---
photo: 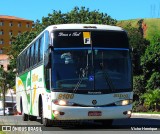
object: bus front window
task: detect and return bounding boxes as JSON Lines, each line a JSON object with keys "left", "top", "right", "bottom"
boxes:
{"left": 52, "top": 49, "right": 94, "bottom": 90}
{"left": 94, "top": 50, "right": 132, "bottom": 90}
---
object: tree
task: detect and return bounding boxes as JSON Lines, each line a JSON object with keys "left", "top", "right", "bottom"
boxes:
{"left": 35, "top": 6, "right": 117, "bottom": 33}
{"left": 8, "top": 7, "right": 117, "bottom": 88}
{"left": 124, "top": 23, "right": 149, "bottom": 75}
{"left": 141, "top": 43, "right": 160, "bottom": 81}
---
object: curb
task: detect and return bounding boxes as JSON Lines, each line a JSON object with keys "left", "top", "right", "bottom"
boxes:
{"left": 132, "top": 113, "right": 160, "bottom": 117}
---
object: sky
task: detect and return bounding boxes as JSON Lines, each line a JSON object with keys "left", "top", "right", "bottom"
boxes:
{"left": 1, "top": 0, "right": 160, "bottom": 22}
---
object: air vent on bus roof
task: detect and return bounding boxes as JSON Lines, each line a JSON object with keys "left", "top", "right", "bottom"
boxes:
{"left": 83, "top": 26, "right": 97, "bottom": 29}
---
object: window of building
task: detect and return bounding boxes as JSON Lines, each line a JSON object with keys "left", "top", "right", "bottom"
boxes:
{"left": 0, "top": 39, "right": 4, "bottom": 45}
{"left": 18, "top": 31, "right": 21, "bottom": 35}
{"left": 0, "top": 48, "right": 3, "bottom": 54}
{"left": 18, "top": 23, "right": 22, "bottom": 27}
{"left": 9, "top": 40, "right": 12, "bottom": 45}
{"left": 9, "top": 31, "right": 13, "bottom": 36}
{"left": 0, "top": 22, "right": 4, "bottom": 26}
{"left": 0, "top": 30, "right": 4, "bottom": 35}
{"left": 9, "top": 22, "right": 13, "bottom": 27}
{"left": 26, "top": 23, "right": 30, "bottom": 28}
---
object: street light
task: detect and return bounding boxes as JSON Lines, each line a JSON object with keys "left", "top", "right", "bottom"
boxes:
{"left": 0, "top": 75, "right": 6, "bottom": 116}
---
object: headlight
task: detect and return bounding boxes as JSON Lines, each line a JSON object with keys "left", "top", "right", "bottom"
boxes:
{"left": 53, "top": 100, "right": 74, "bottom": 106}
{"left": 115, "top": 100, "right": 132, "bottom": 106}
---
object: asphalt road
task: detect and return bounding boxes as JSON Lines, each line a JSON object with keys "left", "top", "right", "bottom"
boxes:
{"left": 0, "top": 114, "right": 160, "bottom": 133}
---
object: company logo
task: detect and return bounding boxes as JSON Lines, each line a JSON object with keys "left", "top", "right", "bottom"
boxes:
{"left": 92, "top": 100, "right": 97, "bottom": 105}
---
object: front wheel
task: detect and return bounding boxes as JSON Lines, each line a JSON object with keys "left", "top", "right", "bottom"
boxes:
{"left": 22, "top": 111, "right": 28, "bottom": 121}
{"left": 29, "top": 115, "right": 37, "bottom": 121}
{"left": 40, "top": 101, "right": 51, "bottom": 127}
{"left": 21, "top": 103, "right": 28, "bottom": 121}
{"left": 43, "top": 118, "right": 52, "bottom": 127}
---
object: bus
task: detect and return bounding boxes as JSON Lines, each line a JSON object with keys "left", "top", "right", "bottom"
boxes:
{"left": 16, "top": 24, "right": 133, "bottom": 127}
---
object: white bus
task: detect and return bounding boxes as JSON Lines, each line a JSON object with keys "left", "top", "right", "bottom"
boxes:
{"left": 16, "top": 24, "right": 133, "bottom": 127}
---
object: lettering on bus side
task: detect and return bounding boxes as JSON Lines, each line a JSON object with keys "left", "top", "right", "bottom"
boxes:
{"left": 58, "top": 94, "right": 74, "bottom": 99}
{"left": 32, "top": 74, "right": 39, "bottom": 82}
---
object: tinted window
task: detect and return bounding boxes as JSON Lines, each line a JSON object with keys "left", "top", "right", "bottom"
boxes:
{"left": 31, "top": 44, "right": 35, "bottom": 66}
{"left": 35, "top": 40, "right": 39, "bottom": 64}
{"left": 38, "top": 36, "right": 44, "bottom": 62}
{"left": 53, "top": 30, "right": 129, "bottom": 48}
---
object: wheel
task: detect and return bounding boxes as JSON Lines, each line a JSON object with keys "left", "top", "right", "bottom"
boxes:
{"left": 40, "top": 101, "right": 51, "bottom": 126}
{"left": 22, "top": 110, "right": 28, "bottom": 121}
{"left": 29, "top": 115, "right": 37, "bottom": 121}
{"left": 21, "top": 101, "right": 28, "bottom": 121}
{"left": 43, "top": 118, "right": 52, "bottom": 127}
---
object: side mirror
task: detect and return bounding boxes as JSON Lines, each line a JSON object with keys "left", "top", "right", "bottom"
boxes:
{"left": 129, "top": 47, "right": 134, "bottom": 52}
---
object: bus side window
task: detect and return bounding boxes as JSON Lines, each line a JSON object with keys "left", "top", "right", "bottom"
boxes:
{"left": 24, "top": 50, "right": 27, "bottom": 71}
{"left": 29, "top": 47, "right": 32, "bottom": 68}
{"left": 44, "top": 31, "right": 50, "bottom": 90}
{"left": 26, "top": 48, "right": 30, "bottom": 69}
{"left": 22, "top": 52, "right": 25, "bottom": 72}
{"left": 16, "top": 57, "right": 19, "bottom": 74}
{"left": 31, "top": 43, "right": 35, "bottom": 66}
{"left": 38, "top": 35, "right": 44, "bottom": 62}
{"left": 35, "top": 40, "right": 39, "bottom": 64}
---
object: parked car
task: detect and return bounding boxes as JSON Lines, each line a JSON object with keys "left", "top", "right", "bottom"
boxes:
{"left": 0, "top": 108, "right": 9, "bottom": 115}
{"left": 6, "top": 107, "right": 14, "bottom": 115}
{"left": 13, "top": 104, "right": 18, "bottom": 115}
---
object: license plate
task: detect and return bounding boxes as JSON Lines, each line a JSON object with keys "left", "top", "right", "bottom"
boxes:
{"left": 88, "top": 111, "right": 102, "bottom": 116}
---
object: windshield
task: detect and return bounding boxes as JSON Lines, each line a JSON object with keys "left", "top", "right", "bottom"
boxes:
{"left": 52, "top": 48, "right": 94, "bottom": 90}
{"left": 51, "top": 48, "right": 131, "bottom": 91}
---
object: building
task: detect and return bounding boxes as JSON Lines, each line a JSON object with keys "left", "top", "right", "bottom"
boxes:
{"left": 0, "top": 54, "right": 9, "bottom": 71}
{"left": 0, "top": 15, "right": 33, "bottom": 70}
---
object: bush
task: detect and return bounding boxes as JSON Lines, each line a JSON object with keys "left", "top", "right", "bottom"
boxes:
{"left": 142, "top": 89, "right": 160, "bottom": 111}
{"left": 133, "top": 75, "right": 146, "bottom": 99}
{"left": 146, "top": 72, "right": 160, "bottom": 90}
{"left": 132, "top": 101, "right": 148, "bottom": 112}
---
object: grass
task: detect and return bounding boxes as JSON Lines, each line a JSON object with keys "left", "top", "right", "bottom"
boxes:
{"left": 135, "top": 111, "right": 160, "bottom": 114}
{"left": 117, "top": 18, "right": 160, "bottom": 43}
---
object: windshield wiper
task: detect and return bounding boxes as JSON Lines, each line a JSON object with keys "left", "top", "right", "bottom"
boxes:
{"left": 73, "top": 53, "right": 89, "bottom": 93}
{"left": 73, "top": 67, "right": 88, "bottom": 93}
{"left": 99, "top": 63, "right": 115, "bottom": 91}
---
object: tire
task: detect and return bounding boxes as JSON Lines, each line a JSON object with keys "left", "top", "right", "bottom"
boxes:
{"left": 21, "top": 100, "right": 28, "bottom": 121}
{"left": 40, "top": 101, "right": 51, "bottom": 127}
{"left": 43, "top": 118, "right": 51, "bottom": 127}
{"left": 22, "top": 110, "right": 28, "bottom": 121}
{"left": 29, "top": 115, "right": 37, "bottom": 121}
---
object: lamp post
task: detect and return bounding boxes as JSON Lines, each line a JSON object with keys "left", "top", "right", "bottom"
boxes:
{"left": 0, "top": 73, "right": 6, "bottom": 116}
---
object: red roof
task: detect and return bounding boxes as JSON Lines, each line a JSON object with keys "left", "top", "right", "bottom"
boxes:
{"left": 0, "top": 15, "right": 33, "bottom": 22}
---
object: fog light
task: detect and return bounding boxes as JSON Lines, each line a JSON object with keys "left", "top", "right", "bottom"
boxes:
{"left": 123, "top": 110, "right": 132, "bottom": 115}
{"left": 53, "top": 110, "right": 65, "bottom": 116}
{"left": 127, "top": 111, "right": 132, "bottom": 115}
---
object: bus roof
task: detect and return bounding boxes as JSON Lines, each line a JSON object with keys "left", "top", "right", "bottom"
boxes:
{"left": 46, "top": 24, "right": 124, "bottom": 32}
{"left": 18, "top": 24, "right": 125, "bottom": 57}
